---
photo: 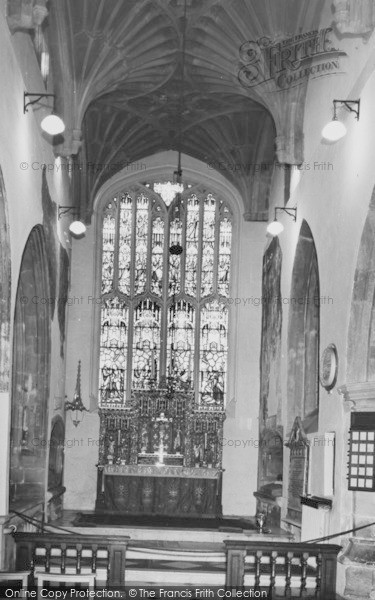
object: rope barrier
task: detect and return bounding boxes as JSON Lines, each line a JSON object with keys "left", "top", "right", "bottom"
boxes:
{"left": 304, "top": 519, "right": 375, "bottom": 544}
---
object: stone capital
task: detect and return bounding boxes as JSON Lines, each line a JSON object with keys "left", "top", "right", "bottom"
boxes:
{"left": 275, "top": 133, "right": 304, "bottom": 166}
{"left": 338, "top": 380, "right": 375, "bottom": 410}
{"left": 333, "top": 0, "right": 375, "bottom": 35}
{"left": 7, "top": 0, "right": 48, "bottom": 32}
{"left": 55, "top": 129, "right": 83, "bottom": 158}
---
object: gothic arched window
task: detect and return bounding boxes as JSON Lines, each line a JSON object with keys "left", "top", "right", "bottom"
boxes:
{"left": 98, "top": 183, "right": 233, "bottom": 408}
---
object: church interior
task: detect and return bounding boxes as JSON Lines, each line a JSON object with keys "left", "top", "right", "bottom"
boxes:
{"left": 1, "top": 0, "right": 375, "bottom": 597}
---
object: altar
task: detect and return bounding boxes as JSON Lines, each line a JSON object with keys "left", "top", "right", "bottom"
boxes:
{"left": 101, "top": 464, "right": 222, "bottom": 517}
{"left": 96, "top": 382, "right": 225, "bottom": 517}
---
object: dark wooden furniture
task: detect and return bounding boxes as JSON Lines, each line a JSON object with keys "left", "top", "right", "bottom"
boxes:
{"left": 225, "top": 539, "right": 341, "bottom": 598}
{"left": 100, "top": 464, "right": 222, "bottom": 516}
{"left": 14, "top": 533, "right": 130, "bottom": 587}
{"left": 96, "top": 386, "right": 225, "bottom": 514}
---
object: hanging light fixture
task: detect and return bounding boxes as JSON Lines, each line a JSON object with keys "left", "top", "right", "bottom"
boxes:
{"left": 166, "top": 0, "right": 188, "bottom": 256}
{"left": 41, "top": 114, "right": 65, "bottom": 135}
{"left": 322, "top": 99, "right": 360, "bottom": 142}
{"left": 153, "top": 1, "right": 187, "bottom": 208}
{"left": 267, "top": 207, "right": 297, "bottom": 236}
{"left": 65, "top": 360, "right": 88, "bottom": 427}
{"left": 267, "top": 219, "right": 285, "bottom": 236}
{"left": 58, "top": 205, "right": 87, "bottom": 237}
{"left": 24, "top": 92, "right": 65, "bottom": 135}
{"left": 174, "top": 0, "right": 188, "bottom": 194}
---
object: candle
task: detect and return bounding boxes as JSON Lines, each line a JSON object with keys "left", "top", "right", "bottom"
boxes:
{"left": 22, "top": 406, "right": 28, "bottom": 431}
{"left": 170, "top": 344, "right": 174, "bottom": 369}
{"left": 117, "top": 429, "right": 121, "bottom": 445}
{"left": 26, "top": 374, "right": 32, "bottom": 393}
{"left": 204, "top": 433, "right": 207, "bottom": 449}
{"left": 151, "top": 348, "right": 155, "bottom": 378}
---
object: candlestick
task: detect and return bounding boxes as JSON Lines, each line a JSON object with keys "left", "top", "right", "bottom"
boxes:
{"left": 204, "top": 433, "right": 207, "bottom": 449}
{"left": 117, "top": 429, "right": 121, "bottom": 445}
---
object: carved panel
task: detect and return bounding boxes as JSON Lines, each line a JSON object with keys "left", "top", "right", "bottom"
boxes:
{"left": 98, "top": 388, "right": 225, "bottom": 470}
{"left": 285, "top": 417, "right": 309, "bottom": 524}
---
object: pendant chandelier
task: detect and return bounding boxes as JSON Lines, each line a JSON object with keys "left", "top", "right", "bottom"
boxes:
{"left": 169, "top": 0, "right": 188, "bottom": 256}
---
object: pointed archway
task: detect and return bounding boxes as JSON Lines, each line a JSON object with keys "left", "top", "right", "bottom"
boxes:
{"left": 287, "top": 220, "right": 320, "bottom": 432}
{"left": 9, "top": 226, "right": 51, "bottom": 508}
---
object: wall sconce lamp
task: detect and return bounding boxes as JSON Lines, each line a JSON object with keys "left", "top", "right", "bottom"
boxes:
{"left": 58, "top": 205, "right": 87, "bottom": 237}
{"left": 322, "top": 99, "right": 360, "bottom": 142}
{"left": 65, "top": 360, "right": 88, "bottom": 427}
{"left": 24, "top": 92, "right": 65, "bottom": 135}
{"left": 267, "top": 207, "right": 297, "bottom": 236}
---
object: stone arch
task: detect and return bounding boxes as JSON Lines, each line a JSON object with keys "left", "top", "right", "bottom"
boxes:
{"left": 347, "top": 190, "right": 375, "bottom": 382}
{"left": 287, "top": 220, "right": 320, "bottom": 432}
{"left": 258, "top": 236, "right": 284, "bottom": 490}
{"left": 9, "top": 226, "right": 51, "bottom": 507}
{"left": 0, "top": 167, "right": 11, "bottom": 393}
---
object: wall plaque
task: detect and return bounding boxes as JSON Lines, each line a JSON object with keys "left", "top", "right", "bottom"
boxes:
{"left": 285, "top": 417, "right": 309, "bottom": 524}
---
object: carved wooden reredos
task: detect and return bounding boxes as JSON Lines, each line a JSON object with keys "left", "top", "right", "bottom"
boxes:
{"left": 98, "top": 381, "right": 225, "bottom": 470}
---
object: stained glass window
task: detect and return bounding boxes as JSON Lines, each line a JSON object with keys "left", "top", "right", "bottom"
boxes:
{"left": 99, "top": 297, "right": 128, "bottom": 404}
{"left": 133, "top": 300, "right": 161, "bottom": 389}
{"left": 98, "top": 184, "right": 233, "bottom": 407}
{"left": 200, "top": 301, "right": 228, "bottom": 406}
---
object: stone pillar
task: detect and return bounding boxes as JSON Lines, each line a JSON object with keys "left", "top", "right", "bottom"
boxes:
{"left": 275, "top": 100, "right": 304, "bottom": 166}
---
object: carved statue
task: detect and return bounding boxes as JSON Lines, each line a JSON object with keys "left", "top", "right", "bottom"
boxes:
{"left": 194, "top": 442, "right": 204, "bottom": 467}
{"left": 140, "top": 425, "right": 148, "bottom": 454}
{"left": 107, "top": 436, "right": 115, "bottom": 461}
{"left": 174, "top": 427, "right": 182, "bottom": 453}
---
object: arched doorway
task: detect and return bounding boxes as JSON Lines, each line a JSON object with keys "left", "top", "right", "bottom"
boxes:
{"left": 9, "top": 226, "right": 51, "bottom": 507}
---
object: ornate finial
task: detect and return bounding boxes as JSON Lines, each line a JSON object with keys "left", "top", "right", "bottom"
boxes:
{"left": 74, "top": 360, "right": 82, "bottom": 401}
{"left": 65, "top": 360, "right": 87, "bottom": 427}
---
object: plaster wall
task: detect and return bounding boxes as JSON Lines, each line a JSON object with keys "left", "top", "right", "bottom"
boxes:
{"left": 266, "top": 18, "right": 375, "bottom": 540}
{"left": 0, "top": 6, "right": 70, "bottom": 539}
{"left": 222, "top": 220, "right": 265, "bottom": 515}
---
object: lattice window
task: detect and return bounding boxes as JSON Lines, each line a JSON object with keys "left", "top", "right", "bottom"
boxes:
{"left": 98, "top": 183, "right": 233, "bottom": 407}
{"left": 348, "top": 412, "right": 375, "bottom": 491}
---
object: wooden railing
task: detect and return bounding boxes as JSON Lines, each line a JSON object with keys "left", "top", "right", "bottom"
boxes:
{"left": 225, "top": 540, "right": 341, "bottom": 599}
{"left": 13, "top": 533, "right": 130, "bottom": 587}
{"left": 13, "top": 533, "right": 341, "bottom": 595}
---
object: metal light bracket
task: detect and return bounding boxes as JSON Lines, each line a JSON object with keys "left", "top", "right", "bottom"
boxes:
{"left": 58, "top": 206, "right": 79, "bottom": 219}
{"left": 333, "top": 99, "right": 360, "bottom": 121}
{"left": 24, "top": 92, "right": 55, "bottom": 113}
{"left": 274, "top": 207, "right": 297, "bottom": 221}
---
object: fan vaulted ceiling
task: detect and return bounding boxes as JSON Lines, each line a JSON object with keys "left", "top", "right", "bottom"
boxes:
{"left": 48, "top": 0, "right": 326, "bottom": 219}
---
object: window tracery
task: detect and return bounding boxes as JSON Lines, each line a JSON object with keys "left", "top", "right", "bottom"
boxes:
{"left": 98, "top": 183, "right": 233, "bottom": 408}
